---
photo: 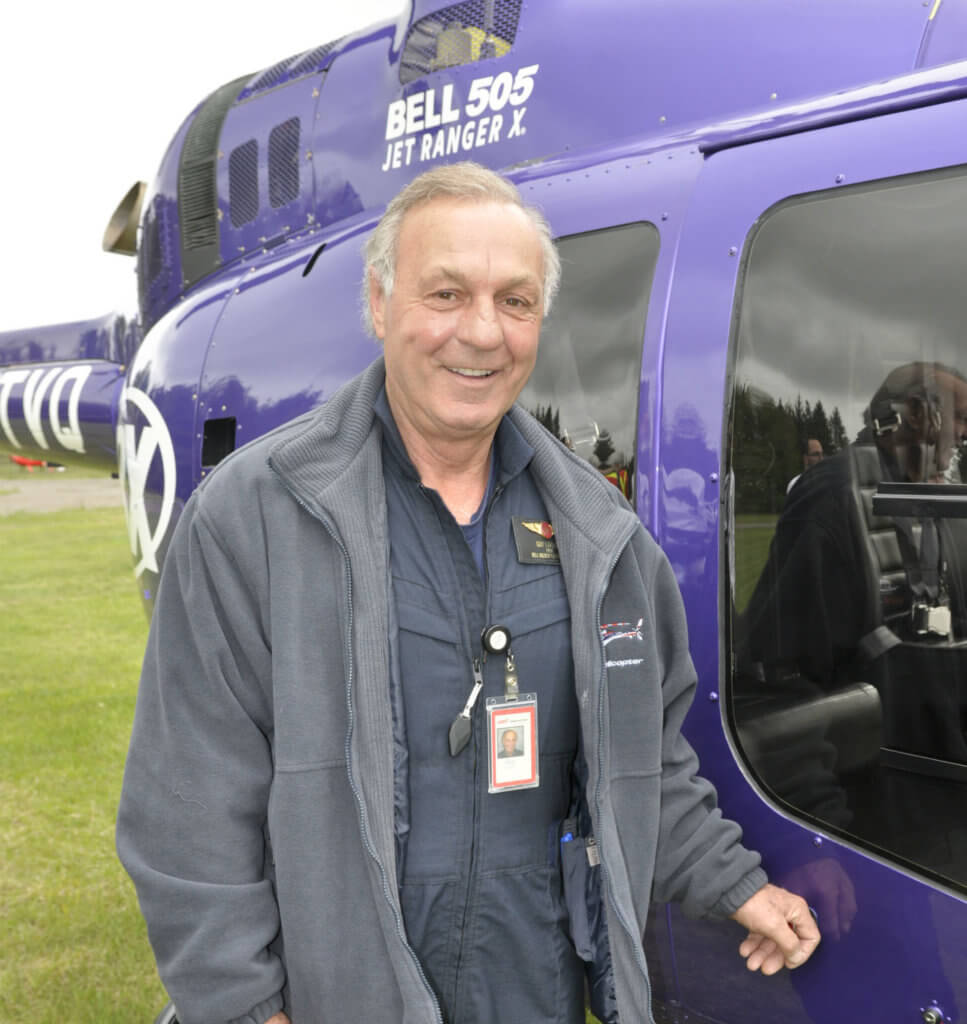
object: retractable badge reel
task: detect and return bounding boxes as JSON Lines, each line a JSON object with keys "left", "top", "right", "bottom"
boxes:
{"left": 447, "top": 626, "right": 513, "bottom": 758}
{"left": 483, "top": 625, "right": 540, "bottom": 794}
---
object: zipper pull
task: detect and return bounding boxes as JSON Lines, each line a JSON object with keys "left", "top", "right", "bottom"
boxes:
{"left": 448, "top": 658, "right": 484, "bottom": 757}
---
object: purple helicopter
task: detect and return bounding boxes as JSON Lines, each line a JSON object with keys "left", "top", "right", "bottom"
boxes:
{"left": 2, "top": 2, "right": 966, "bottom": 1021}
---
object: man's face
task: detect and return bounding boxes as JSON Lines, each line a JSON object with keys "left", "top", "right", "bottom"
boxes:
{"left": 804, "top": 440, "right": 823, "bottom": 469}
{"left": 501, "top": 730, "right": 518, "bottom": 754}
{"left": 370, "top": 198, "right": 545, "bottom": 449}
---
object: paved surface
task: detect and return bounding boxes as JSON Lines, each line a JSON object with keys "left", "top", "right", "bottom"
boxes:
{"left": 0, "top": 474, "right": 124, "bottom": 516}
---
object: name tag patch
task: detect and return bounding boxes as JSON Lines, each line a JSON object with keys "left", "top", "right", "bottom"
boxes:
{"left": 512, "top": 517, "right": 560, "bottom": 564}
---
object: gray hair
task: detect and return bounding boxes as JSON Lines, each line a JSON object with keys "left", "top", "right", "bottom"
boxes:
{"left": 361, "top": 161, "right": 560, "bottom": 336}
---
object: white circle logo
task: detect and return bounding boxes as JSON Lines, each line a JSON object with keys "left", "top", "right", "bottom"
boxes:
{"left": 117, "top": 386, "right": 177, "bottom": 578}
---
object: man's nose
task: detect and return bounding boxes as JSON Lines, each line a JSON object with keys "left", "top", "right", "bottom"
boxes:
{"left": 457, "top": 297, "right": 503, "bottom": 348}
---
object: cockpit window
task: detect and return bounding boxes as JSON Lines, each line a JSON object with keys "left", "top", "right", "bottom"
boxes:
{"left": 520, "top": 222, "right": 659, "bottom": 508}
{"left": 727, "top": 167, "right": 967, "bottom": 893}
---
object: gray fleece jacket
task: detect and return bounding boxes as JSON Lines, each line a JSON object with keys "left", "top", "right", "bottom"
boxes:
{"left": 117, "top": 357, "right": 766, "bottom": 1024}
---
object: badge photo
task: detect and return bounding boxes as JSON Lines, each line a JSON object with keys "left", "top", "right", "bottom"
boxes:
{"left": 487, "top": 696, "right": 539, "bottom": 793}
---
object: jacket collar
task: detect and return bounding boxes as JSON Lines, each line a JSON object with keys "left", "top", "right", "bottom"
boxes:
{"left": 269, "top": 356, "right": 639, "bottom": 558}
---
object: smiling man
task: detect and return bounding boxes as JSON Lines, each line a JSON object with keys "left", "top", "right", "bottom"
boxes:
{"left": 118, "top": 162, "right": 818, "bottom": 1024}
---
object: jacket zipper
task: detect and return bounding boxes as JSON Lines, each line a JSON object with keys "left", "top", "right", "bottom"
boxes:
{"left": 271, "top": 467, "right": 444, "bottom": 1023}
{"left": 451, "top": 481, "right": 503, "bottom": 1016}
{"left": 593, "top": 530, "right": 654, "bottom": 1023}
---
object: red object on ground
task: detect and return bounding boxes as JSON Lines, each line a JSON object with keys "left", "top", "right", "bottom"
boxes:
{"left": 9, "top": 454, "right": 47, "bottom": 471}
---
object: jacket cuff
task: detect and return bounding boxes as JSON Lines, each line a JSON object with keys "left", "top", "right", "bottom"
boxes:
{"left": 228, "top": 991, "right": 285, "bottom": 1024}
{"left": 707, "top": 866, "right": 769, "bottom": 920}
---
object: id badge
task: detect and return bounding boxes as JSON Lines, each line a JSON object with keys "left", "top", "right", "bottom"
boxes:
{"left": 487, "top": 694, "right": 539, "bottom": 793}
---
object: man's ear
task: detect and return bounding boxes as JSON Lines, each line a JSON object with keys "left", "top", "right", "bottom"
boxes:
{"left": 369, "top": 272, "right": 387, "bottom": 340}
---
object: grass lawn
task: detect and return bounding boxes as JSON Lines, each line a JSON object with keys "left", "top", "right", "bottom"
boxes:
{"left": 733, "top": 514, "right": 777, "bottom": 613}
{"left": 0, "top": 459, "right": 115, "bottom": 483}
{"left": 0, "top": 505, "right": 165, "bottom": 1022}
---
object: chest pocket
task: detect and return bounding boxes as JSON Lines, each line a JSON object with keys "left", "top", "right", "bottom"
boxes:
{"left": 394, "top": 577, "right": 463, "bottom": 645}
{"left": 492, "top": 564, "right": 576, "bottom": 759}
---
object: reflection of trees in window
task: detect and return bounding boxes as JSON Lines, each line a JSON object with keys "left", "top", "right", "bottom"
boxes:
{"left": 528, "top": 403, "right": 632, "bottom": 494}
{"left": 732, "top": 384, "right": 848, "bottom": 513}
{"left": 530, "top": 403, "right": 562, "bottom": 443}
{"left": 521, "top": 221, "right": 658, "bottom": 508}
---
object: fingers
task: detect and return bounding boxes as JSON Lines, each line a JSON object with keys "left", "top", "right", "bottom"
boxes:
{"left": 738, "top": 933, "right": 784, "bottom": 974}
{"left": 784, "top": 900, "right": 821, "bottom": 967}
{"left": 731, "top": 883, "right": 821, "bottom": 973}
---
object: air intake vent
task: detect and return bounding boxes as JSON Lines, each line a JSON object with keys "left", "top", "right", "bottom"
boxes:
{"left": 247, "top": 57, "right": 291, "bottom": 94}
{"left": 269, "top": 119, "right": 300, "bottom": 209}
{"left": 400, "top": 0, "right": 522, "bottom": 84}
{"left": 289, "top": 41, "right": 340, "bottom": 77}
{"left": 179, "top": 76, "right": 249, "bottom": 286}
{"left": 229, "top": 140, "right": 259, "bottom": 227}
{"left": 237, "top": 38, "right": 343, "bottom": 100}
{"left": 137, "top": 201, "right": 164, "bottom": 323}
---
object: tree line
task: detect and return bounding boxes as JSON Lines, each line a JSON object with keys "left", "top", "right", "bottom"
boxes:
{"left": 732, "top": 385, "right": 849, "bottom": 514}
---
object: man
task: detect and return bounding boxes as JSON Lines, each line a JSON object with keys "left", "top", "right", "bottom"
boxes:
{"left": 786, "top": 437, "right": 823, "bottom": 494}
{"left": 118, "top": 162, "right": 818, "bottom": 1024}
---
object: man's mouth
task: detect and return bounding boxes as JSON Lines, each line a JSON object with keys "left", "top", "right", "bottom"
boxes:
{"left": 448, "top": 368, "right": 496, "bottom": 378}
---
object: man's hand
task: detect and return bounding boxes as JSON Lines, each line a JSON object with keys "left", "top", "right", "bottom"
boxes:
{"left": 730, "top": 883, "right": 821, "bottom": 974}
{"left": 264, "top": 1014, "right": 290, "bottom": 1024}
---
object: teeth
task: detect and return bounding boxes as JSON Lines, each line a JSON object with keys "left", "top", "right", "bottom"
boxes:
{"left": 450, "top": 368, "right": 494, "bottom": 377}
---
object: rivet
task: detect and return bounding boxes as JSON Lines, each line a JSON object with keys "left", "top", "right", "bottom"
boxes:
{"left": 708, "top": 691, "right": 719, "bottom": 702}
{"left": 770, "top": 92, "right": 778, "bottom": 101}
{"left": 813, "top": 835, "right": 823, "bottom": 847}
{"left": 710, "top": 472, "right": 719, "bottom": 482}
{"left": 729, "top": 246, "right": 738, "bottom": 256}
{"left": 836, "top": 173, "right": 846, "bottom": 183}
{"left": 661, "top": 212, "right": 669, "bottom": 221}
{"left": 659, "top": 115, "right": 666, "bottom": 123}
{"left": 221, "top": 405, "right": 227, "bottom": 412}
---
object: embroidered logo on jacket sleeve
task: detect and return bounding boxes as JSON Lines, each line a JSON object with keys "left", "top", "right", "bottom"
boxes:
{"left": 599, "top": 618, "right": 645, "bottom": 668}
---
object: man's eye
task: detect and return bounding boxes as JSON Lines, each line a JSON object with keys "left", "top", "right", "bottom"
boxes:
{"left": 435, "top": 290, "right": 457, "bottom": 301}
{"left": 503, "top": 296, "right": 530, "bottom": 309}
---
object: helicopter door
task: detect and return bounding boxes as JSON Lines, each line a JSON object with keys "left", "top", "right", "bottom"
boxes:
{"left": 661, "top": 98, "right": 967, "bottom": 1024}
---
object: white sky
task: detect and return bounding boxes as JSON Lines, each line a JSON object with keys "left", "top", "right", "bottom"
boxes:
{"left": 0, "top": 1, "right": 405, "bottom": 332}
